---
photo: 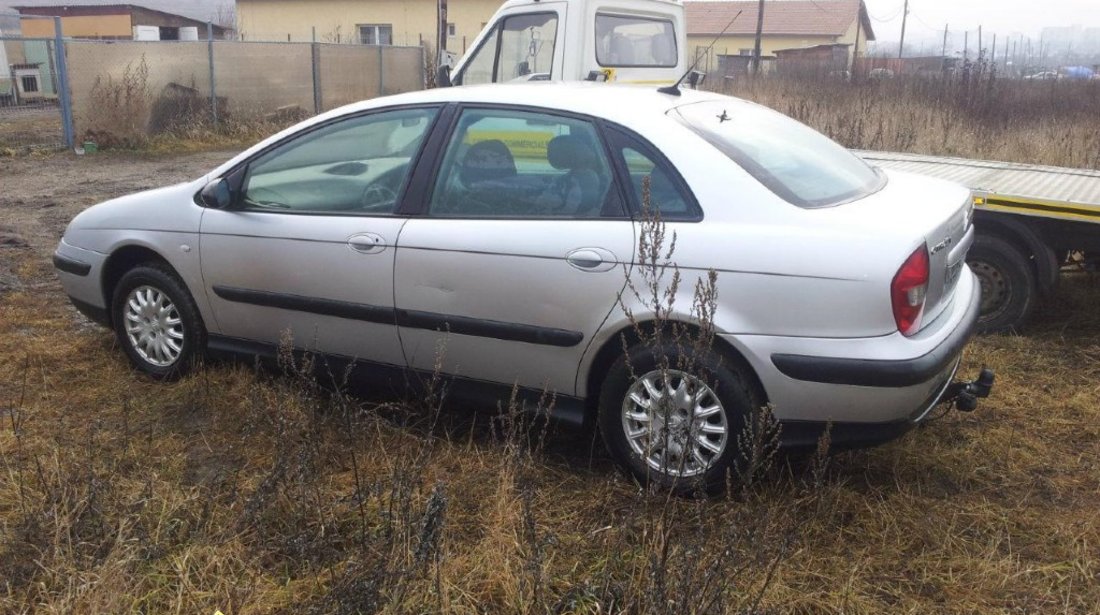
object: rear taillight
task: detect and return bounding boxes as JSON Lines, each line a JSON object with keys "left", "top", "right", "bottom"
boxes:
{"left": 891, "top": 245, "right": 929, "bottom": 336}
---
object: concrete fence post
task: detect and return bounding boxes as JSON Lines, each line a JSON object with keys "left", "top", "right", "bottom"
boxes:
{"left": 311, "top": 27, "right": 322, "bottom": 114}
{"left": 378, "top": 45, "right": 384, "bottom": 96}
{"left": 53, "top": 17, "right": 75, "bottom": 148}
{"left": 207, "top": 22, "right": 218, "bottom": 126}
{"left": 420, "top": 45, "right": 427, "bottom": 90}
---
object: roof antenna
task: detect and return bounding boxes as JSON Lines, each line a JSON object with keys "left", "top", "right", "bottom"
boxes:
{"left": 659, "top": 9, "right": 744, "bottom": 96}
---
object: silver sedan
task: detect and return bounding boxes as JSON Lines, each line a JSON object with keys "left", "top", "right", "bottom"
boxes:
{"left": 53, "top": 83, "right": 990, "bottom": 491}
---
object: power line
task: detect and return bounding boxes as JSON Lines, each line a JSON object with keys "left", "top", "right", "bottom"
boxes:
{"left": 866, "top": 1, "right": 905, "bottom": 22}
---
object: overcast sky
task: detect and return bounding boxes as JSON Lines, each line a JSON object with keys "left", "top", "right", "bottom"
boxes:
{"left": 864, "top": 0, "right": 1100, "bottom": 43}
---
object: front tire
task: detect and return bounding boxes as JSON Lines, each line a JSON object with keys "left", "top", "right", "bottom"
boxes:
{"left": 598, "top": 341, "right": 764, "bottom": 493}
{"left": 111, "top": 263, "right": 205, "bottom": 380}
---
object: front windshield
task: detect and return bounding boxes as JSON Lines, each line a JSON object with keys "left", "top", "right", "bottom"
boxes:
{"left": 672, "top": 101, "right": 884, "bottom": 208}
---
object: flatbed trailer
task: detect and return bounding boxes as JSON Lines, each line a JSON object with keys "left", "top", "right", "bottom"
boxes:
{"left": 858, "top": 151, "right": 1100, "bottom": 332}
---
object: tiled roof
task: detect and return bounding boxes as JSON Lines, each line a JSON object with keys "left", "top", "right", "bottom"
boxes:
{"left": 686, "top": 0, "right": 875, "bottom": 40}
{"left": 2, "top": 0, "right": 230, "bottom": 26}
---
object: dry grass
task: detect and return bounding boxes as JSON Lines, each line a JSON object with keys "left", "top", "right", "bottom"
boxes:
{"left": 2, "top": 80, "right": 1099, "bottom": 612}
{"left": 724, "top": 76, "right": 1100, "bottom": 170}
{"left": 0, "top": 108, "right": 63, "bottom": 153}
{"left": 2, "top": 208, "right": 1099, "bottom": 613}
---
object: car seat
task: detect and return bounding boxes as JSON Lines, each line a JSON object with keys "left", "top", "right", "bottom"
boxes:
{"left": 546, "top": 134, "right": 605, "bottom": 215}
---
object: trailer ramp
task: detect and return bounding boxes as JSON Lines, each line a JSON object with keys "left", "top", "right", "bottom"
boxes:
{"left": 858, "top": 151, "right": 1100, "bottom": 225}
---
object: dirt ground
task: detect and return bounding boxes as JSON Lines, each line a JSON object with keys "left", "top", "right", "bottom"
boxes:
{"left": 1, "top": 150, "right": 1098, "bottom": 613}
{"left": 0, "top": 150, "right": 235, "bottom": 292}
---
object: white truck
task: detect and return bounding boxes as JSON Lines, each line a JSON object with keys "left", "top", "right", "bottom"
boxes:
{"left": 438, "top": 0, "right": 691, "bottom": 87}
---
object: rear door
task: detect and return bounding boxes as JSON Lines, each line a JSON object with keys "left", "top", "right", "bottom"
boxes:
{"left": 392, "top": 105, "right": 635, "bottom": 395}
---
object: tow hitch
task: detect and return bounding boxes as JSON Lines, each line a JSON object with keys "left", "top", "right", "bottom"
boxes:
{"left": 944, "top": 368, "right": 995, "bottom": 411}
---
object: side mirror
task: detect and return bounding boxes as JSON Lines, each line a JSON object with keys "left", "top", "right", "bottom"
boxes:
{"left": 437, "top": 64, "right": 452, "bottom": 88}
{"left": 199, "top": 178, "right": 232, "bottom": 209}
{"left": 687, "top": 70, "right": 707, "bottom": 89}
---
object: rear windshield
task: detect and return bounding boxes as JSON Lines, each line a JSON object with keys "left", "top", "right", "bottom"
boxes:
{"left": 595, "top": 14, "right": 677, "bottom": 67}
{"left": 672, "top": 101, "right": 885, "bottom": 208}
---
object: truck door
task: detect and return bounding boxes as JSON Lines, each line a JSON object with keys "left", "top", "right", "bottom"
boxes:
{"left": 452, "top": 3, "right": 567, "bottom": 85}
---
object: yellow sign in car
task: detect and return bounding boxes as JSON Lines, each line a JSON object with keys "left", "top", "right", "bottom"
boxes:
{"left": 465, "top": 130, "right": 556, "bottom": 162}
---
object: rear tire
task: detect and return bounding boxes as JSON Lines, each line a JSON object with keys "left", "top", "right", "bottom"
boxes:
{"left": 968, "top": 234, "right": 1036, "bottom": 334}
{"left": 598, "top": 341, "right": 764, "bottom": 494}
{"left": 111, "top": 263, "right": 206, "bottom": 380}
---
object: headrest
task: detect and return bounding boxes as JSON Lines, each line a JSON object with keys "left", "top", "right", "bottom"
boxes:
{"left": 460, "top": 139, "right": 516, "bottom": 184}
{"left": 547, "top": 134, "right": 597, "bottom": 170}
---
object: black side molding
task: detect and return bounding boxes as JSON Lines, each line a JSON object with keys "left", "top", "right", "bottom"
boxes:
{"left": 212, "top": 286, "right": 584, "bottom": 348}
{"left": 396, "top": 308, "right": 583, "bottom": 347}
{"left": 213, "top": 285, "right": 393, "bottom": 324}
{"left": 771, "top": 279, "right": 981, "bottom": 388}
{"left": 53, "top": 252, "right": 91, "bottom": 276}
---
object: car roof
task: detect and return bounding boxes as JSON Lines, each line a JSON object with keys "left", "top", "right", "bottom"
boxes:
{"left": 344, "top": 82, "right": 733, "bottom": 123}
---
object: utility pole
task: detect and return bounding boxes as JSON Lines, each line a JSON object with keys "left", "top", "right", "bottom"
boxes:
{"left": 852, "top": 5, "right": 862, "bottom": 75}
{"left": 942, "top": 23, "right": 948, "bottom": 58}
{"left": 898, "top": 0, "right": 909, "bottom": 58}
{"left": 751, "top": 0, "right": 765, "bottom": 75}
{"left": 991, "top": 32, "right": 997, "bottom": 75}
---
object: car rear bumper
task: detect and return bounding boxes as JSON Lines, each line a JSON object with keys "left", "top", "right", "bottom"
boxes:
{"left": 724, "top": 269, "right": 982, "bottom": 429}
{"left": 770, "top": 270, "right": 980, "bottom": 388}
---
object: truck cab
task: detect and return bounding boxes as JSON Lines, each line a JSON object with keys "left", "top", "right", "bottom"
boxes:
{"left": 442, "top": 0, "right": 687, "bottom": 86}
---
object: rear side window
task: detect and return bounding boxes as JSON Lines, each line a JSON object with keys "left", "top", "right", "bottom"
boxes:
{"left": 672, "top": 101, "right": 885, "bottom": 208}
{"left": 606, "top": 128, "right": 699, "bottom": 220}
{"left": 595, "top": 14, "right": 677, "bottom": 67}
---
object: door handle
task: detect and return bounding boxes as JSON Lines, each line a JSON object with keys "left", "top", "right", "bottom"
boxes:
{"left": 347, "top": 232, "right": 386, "bottom": 254}
{"left": 566, "top": 247, "right": 617, "bottom": 272}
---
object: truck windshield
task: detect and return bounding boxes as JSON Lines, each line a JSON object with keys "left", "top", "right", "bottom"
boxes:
{"left": 458, "top": 12, "right": 558, "bottom": 85}
{"left": 595, "top": 14, "right": 677, "bottom": 67}
{"left": 672, "top": 101, "right": 885, "bottom": 208}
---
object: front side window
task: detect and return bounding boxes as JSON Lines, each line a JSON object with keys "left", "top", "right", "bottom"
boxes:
{"left": 241, "top": 107, "right": 437, "bottom": 214}
{"left": 673, "top": 101, "right": 885, "bottom": 208}
{"left": 456, "top": 12, "right": 558, "bottom": 85}
{"left": 429, "top": 108, "right": 617, "bottom": 218}
{"left": 595, "top": 14, "right": 677, "bottom": 67}
{"left": 358, "top": 24, "right": 393, "bottom": 45}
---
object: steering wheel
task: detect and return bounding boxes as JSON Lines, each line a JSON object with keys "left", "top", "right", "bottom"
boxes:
{"left": 360, "top": 183, "right": 397, "bottom": 211}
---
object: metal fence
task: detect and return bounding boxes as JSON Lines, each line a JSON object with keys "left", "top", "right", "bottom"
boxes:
{"left": 0, "top": 16, "right": 425, "bottom": 151}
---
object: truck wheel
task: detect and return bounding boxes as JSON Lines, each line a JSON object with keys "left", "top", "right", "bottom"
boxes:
{"left": 968, "top": 234, "right": 1036, "bottom": 333}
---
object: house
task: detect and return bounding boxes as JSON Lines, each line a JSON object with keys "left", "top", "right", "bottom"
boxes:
{"left": 14, "top": 3, "right": 231, "bottom": 40}
{"left": 685, "top": 0, "right": 874, "bottom": 75}
{"left": 235, "top": 0, "right": 503, "bottom": 49}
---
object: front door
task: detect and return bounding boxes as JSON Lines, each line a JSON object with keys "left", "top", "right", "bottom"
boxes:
{"left": 393, "top": 106, "right": 636, "bottom": 396}
{"left": 199, "top": 106, "right": 440, "bottom": 369}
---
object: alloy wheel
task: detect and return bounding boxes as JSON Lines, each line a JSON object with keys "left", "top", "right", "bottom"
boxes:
{"left": 123, "top": 285, "right": 185, "bottom": 367}
{"left": 621, "top": 369, "right": 728, "bottom": 478}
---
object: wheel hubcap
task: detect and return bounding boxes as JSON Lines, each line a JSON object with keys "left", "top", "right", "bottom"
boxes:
{"left": 622, "top": 369, "right": 727, "bottom": 478}
{"left": 123, "top": 285, "right": 184, "bottom": 367}
{"left": 970, "top": 260, "right": 1010, "bottom": 319}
